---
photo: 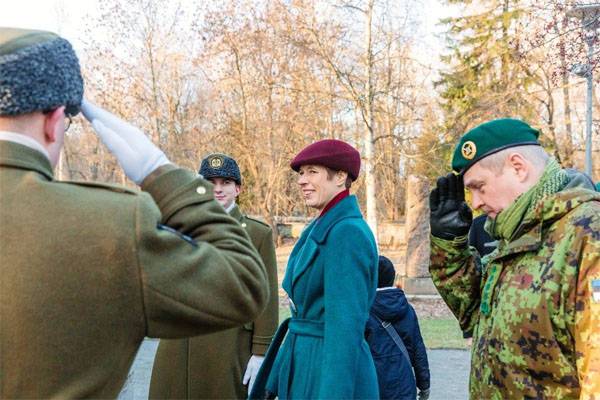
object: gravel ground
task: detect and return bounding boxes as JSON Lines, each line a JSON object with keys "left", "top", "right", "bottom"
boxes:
{"left": 408, "top": 296, "right": 455, "bottom": 319}
{"left": 118, "top": 339, "right": 470, "bottom": 400}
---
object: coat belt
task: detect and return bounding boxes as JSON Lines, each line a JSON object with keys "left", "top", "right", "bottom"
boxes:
{"left": 288, "top": 318, "right": 324, "bottom": 338}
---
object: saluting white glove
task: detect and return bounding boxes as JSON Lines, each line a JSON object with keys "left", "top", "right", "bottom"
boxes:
{"left": 243, "top": 354, "right": 264, "bottom": 394}
{"left": 81, "top": 99, "right": 170, "bottom": 185}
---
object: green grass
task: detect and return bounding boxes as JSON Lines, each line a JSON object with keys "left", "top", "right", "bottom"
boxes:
{"left": 419, "top": 318, "right": 469, "bottom": 349}
{"left": 279, "top": 307, "right": 469, "bottom": 349}
{"left": 279, "top": 307, "right": 291, "bottom": 322}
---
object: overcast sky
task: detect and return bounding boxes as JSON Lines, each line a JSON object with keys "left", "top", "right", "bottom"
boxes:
{"left": 0, "top": 0, "right": 458, "bottom": 76}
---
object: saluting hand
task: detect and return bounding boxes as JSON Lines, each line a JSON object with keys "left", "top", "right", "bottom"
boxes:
{"left": 429, "top": 173, "right": 472, "bottom": 240}
{"left": 81, "top": 99, "right": 170, "bottom": 185}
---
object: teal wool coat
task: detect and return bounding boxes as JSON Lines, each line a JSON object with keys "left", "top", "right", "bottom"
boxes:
{"left": 265, "top": 195, "right": 379, "bottom": 399}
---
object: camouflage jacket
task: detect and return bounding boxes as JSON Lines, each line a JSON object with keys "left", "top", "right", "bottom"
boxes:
{"left": 430, "top": 188, "right": 600, "bottom": 399}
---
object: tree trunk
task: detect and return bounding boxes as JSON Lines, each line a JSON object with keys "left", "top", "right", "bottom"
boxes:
{"left": 558, "top": 19, "right": 574, "bottom": 167}
{"left": 364, "top": 0, "right": 378, "bottom": 241}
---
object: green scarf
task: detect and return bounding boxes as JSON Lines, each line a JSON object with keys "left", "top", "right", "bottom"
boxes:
{"left": 480, "top": 158, "right": 568, "bottom": 316}
{"left": 485, "top": 158, "right": 569, "bottom": 241}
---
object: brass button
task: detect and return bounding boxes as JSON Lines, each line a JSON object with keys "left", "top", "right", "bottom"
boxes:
{"left": 241, "top": 223, "right": 247, "bottom": 228}
{"left": 196, "top": 186, "right": 206, "bottom": 195}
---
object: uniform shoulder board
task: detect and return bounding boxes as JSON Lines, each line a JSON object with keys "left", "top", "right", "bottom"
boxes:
{"left": 244, "top": 215, "right": 271, "bottom": 229}
{"left": 157, "top": 224, "right": 198, "bottom": 247}
{"left": 60, "top": 180, "right": 139, "bottom": 195}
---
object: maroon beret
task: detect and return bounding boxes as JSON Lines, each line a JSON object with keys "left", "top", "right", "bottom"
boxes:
{"left": 290, "top": 139, "right": 361, "bottom": 181}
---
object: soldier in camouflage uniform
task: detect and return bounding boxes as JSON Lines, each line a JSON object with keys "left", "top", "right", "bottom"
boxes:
{"left": 429, "top": 118, "right": 600, "bottom": 399}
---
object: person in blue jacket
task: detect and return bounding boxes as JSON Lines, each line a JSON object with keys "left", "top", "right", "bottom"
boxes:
{"left": 365, "top": 256, "right": 431, "bottom": 400}
{"left": 251, "top": 139, "right": 379, "bottom": 399}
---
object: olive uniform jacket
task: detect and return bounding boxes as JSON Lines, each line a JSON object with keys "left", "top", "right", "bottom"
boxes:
{"left": 149, "top": 205, "right": 279, "bottom": 399}
{"left": 0, "top": 140, "right": 268, "bottom": 398}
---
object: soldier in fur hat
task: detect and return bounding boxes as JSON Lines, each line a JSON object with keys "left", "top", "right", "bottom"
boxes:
{"left": 0, "top": 27, "right": 268, "bottom": 398}
{"left": 150, "top": 153, "right": 278, "bottom": 399}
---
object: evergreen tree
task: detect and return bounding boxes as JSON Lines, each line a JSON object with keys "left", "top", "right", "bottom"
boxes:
{"left": 437, "top": 0, "right": 536, "bottom": 150}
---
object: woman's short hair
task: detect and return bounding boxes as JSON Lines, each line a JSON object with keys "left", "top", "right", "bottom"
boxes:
{"left": 325, "top": 167, "right": 352, "bottom": 189}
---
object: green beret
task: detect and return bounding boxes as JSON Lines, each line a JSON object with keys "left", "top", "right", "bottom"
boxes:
{"left": 451, "top": 118, "right": 540, "bottom": 174}
{"left": 0, "top": 27, "right": 83, "bottom": 116}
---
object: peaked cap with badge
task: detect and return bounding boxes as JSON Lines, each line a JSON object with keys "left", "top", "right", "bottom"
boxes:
{"left": 199, "top": 153, "right": 242, "bottom": 185}
{"left": 0, "top": 27, "right": 83, "bottom": 116}
{"left": 451, "top": 118, "right": 540, "bottom": 174}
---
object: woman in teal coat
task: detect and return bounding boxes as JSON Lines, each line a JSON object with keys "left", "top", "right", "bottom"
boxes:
{"left": 253, "top": 139, "right": 379, "bottom": 399}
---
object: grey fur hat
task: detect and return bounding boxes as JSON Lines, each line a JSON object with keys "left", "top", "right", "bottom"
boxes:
{"left": 0, "top": 27, "right": 83, "bottom": 116}
{"left": 199, "top": 153, "right": 242, "bottom": 185}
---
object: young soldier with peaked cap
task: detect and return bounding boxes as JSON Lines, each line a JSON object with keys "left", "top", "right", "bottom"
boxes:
{"left": 428, "top": 118, "right": 600, "bottom": 398}
{"left": 150, "top": 153, "right": 279, "bottom": 399}
{"left": 0, "top": 27, "right": 268, "bottom": 398}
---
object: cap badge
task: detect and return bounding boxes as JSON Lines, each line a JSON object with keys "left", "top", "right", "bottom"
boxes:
{"left": 461, "top": 141, "right": 477, "bottom": 160}
{"left": 210, "top": 157, "right": 223, "bottom": 168}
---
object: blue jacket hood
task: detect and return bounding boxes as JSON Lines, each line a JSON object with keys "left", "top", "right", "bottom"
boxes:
{"left": 371, "top": 288, "right": 409, "bottom": 322}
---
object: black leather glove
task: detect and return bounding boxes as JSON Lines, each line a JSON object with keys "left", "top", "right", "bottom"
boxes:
{"left": 429, "top": 173, "right": 473, "bottom": 240}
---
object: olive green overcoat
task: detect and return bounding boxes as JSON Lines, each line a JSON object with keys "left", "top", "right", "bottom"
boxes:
{"left": 0, "top": 140, "right": 268, "bottom": 398}
{"left": 149, "top": 205, "right": 279, "bottom": 399}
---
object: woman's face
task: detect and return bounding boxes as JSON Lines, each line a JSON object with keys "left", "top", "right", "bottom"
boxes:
{"left": 297, "top": 164, "right": 344, "bottom": 211}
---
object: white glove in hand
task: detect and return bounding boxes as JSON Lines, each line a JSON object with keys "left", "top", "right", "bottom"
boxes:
{"left": 81, "top": 99, "right": 170, "bottom": 184}
{"left": 243, "top": 354, "right": 265, "bottom": 394}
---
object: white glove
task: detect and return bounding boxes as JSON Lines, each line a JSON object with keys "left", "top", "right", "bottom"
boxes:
{"left": 81, "top": 99, "right": 170, "bottom": 184}
{"left": 243, "top": 354, "right": 265, "bottom": 394}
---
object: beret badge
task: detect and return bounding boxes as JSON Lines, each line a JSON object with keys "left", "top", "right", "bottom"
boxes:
{"left": 461, "top": 141, "right": 476, "bottom": 160}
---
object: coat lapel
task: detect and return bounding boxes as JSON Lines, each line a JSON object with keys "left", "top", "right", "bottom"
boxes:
{"left": 283, "top": 219, "right": 317, "bottom": 293}
{"left": 288, "top": 196, "right": 363, "bottom": 289}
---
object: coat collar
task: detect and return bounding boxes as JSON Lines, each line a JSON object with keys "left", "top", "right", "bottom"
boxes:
{"left": 229, "top": 204, "right": 244, "bottom": 222}
{"left": 0, "top": 140, "right": 54, "bottom": 181}
{"left": 284, "top": 195, "right": 363, "bottom": 293}
{"left": 310, "top": 194, "right": 362, "bottom": 243}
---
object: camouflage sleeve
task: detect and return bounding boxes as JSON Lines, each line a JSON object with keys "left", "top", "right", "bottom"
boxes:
{"left": 430, "top": 235, "right": 481, "bottom": 335}
{"left": 574, "top": 230, "right": 600, "bottom": 399}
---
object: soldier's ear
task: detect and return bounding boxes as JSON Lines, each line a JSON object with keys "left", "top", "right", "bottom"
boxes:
{"left": 235, "top": 184, "right": 241, "bottom": 197}
{"left": 43, "top": 107, "right": 65, "bottom": 144}
{"left": 505, "top": 152, "right": 529, "bottom": 183}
